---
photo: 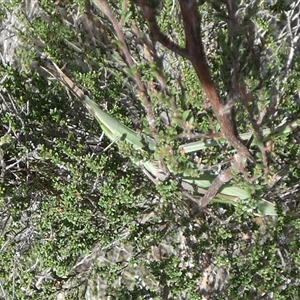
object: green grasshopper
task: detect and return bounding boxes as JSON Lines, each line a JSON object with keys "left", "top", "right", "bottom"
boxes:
{"left": 43, "top": 62, "right": 277, "bottom": 215}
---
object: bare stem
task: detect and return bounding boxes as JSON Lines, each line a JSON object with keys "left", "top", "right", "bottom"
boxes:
{"left": 92, "top": 0, "right": 159, "bottom": 140}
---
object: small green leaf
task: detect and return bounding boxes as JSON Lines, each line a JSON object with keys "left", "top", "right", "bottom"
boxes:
{"left": 188, "top": 115, "right": 195, "bottom": 125}
{"left": 182, "top": 110, "right": 190, "bottom": 121}
{"left": 172, "top": 117, "right": 183, "bottom": 127}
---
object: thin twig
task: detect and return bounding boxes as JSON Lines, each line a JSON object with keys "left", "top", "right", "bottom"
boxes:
{"left": 134, "top": 0, "right": 189, "bottom": 59}
{"left": 92, "top": 0, "right": 159, "bottom": 140}
{"left": 198, "top": 166, "right": 234, "bottom": 207}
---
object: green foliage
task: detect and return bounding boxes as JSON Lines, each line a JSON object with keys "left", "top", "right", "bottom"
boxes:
{"left": 1, "top": 0, "right": 300, "bottom": 299}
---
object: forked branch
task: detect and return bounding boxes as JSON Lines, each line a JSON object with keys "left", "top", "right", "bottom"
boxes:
{"left": 135, "top": 0, "right": 254, "bottom": 163}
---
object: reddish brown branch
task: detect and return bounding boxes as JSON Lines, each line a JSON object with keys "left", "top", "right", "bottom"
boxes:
{"left": 134, "top": 0, "right": 189, "bottom": 59}
{"left": 147, "top": 20, "right": 190, "bottom": 59}
{"left": 178, "top": 0, "right": 254, "bottom": 162}
{"left": 199, "top": 166, "right": 234, "bottom": 207}
{"left": 135, "top": 0, "right": 254, "bottom": 162}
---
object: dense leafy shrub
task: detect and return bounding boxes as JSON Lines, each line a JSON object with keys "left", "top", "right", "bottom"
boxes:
{"left": 1, "top": 0, "right": 300, "bottom": 299}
